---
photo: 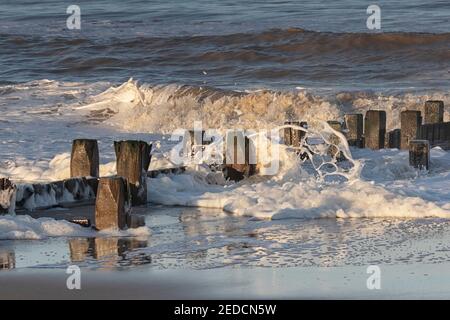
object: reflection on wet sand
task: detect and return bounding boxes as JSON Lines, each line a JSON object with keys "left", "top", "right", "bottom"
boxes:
{"left": 180, "top": 208, "right": 247, "bottom": 238}
{"left": 147, "top": 208, "right": 450, "bottom": 269}
{"left": 0, "top": 251, "right": 15, "bottom": 270}
{"left": 174, "top": 207, "right": 257, "bottom": 267}
{"left": 68, "top": 237, "right": 151, "bottom": 268}
{"left": 69, "top": 239, "right": 90, "bottom": 262}
{"left": 6, "top": 205, "right": 450, "bottom": 270}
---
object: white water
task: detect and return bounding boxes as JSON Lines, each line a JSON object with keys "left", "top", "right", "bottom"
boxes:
{"left": 0, "top": 214, "right": 150, "bottom": 240}
{"left": 1, "top": 79, "right": 450, "bottom": 239}
{"left": 77, "top": 79, "right": 450, "bottom": 133}
{"left": 148, "top": 146, "right": 450, "bottom": 219}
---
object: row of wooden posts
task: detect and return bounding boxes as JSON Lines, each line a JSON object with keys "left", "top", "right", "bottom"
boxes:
{"left": 283, "top": 100, "right": 446, "bottom": 170}
{"left": 0, "top": 100, "right": 445, "bottom": 226}
{"left": 58, "top": 98, "right": 447, "bottom": 229}
{"left": 0, "top": 140, "right": 153, "bottom": 230}
{"left": 70, "top": 139, "right": 152, "bottom": 230}
{"left": 189, "top": 100, "right": 445, "bottom": 178}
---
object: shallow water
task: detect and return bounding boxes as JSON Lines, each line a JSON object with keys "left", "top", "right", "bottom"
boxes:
{"left": 3, "top": 206, "right": 450, "bottom": 270}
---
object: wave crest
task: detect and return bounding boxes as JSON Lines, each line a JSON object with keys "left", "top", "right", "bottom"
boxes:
{"left": 77, "top": 79, "right": 450, "bottom": 133}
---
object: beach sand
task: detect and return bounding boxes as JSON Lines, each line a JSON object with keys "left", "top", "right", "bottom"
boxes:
{"left": 2, "top": 205, "right": 450, "bottom": 299}
{"left": 1, "top": 263, "right": 449, "bottom": 299}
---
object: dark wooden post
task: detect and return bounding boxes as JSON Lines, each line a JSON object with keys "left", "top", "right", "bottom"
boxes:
{"left": 400, "top": 110, "right": 422, "bottom": 150}
{"left": 364, "top": 110, "right": 386, "bottom": 150}
{"left": 223, "top": 130, "right": 256, "bottom": 182}
{"left": 0, "top": 178, "right": 16, "bottom": 214}
{"left": 283, "top": 121, "right": 293, "bottom": 146}
{"left": 114, "top": 140, "right": 152, "bottom": 206}
{"left": 94, "top": 177, "right": 130, "bottom": 230}
{"left": 344, "top": 114, "right": 363, "bottom": 147}
{"left": 0, "top": 251, "right": 15, "bottom": 270}
{"left": 388, "top": 129, "right": 401, "bottom": 149}
{"left": 70, "top": 139, "right": 99, "bottom": 178}
{"left": 409, "top": 140, "right": 430, "bottom": 170}
{"left": 284, "top": 121, "right": 307, "bottom": 147}
{"left": 424, "top": 100, "right": 444, "bottom": 124}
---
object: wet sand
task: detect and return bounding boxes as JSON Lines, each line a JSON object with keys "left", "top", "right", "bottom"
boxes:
{"left": 1, "top": 264, "right": 449, "bottom": 299}
{"left": 3, "top": 205, "right": 450, "bottom": 299}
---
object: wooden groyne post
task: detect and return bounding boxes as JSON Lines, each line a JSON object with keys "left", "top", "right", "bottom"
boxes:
{"left": 0, "top": 178, "right": 16, "bottom": 214}
{"left": 418, "top": 122, "right": 450, "bottom": 150}
{"left": 70, "top": 139, "right": 99, "bottom": 178}
{"left": 94, "top": 176, "right": 130, "bottom": 230}
{"left": 424, "top": 100, "right": 444, "bottom": 124}
{"left": 284, "top": 121, "right": 307, "bottom": 147}
{"left": 400, "top": 110, "right": 422, "bottom": 150}
{"left": 223, "top": 130, "right": 257, "bottom": 182}
{"left": 387, "top": 129, "right": 401, "bottom": 149}
{"left": 364, "top": 110, "right": 386, "bottom": 150}
{"left": 0, "top": 251, "right": 15, "bottom": 270}
{"left": 114, "top": 140, "right": 152, "bottom": 206}
{"left": 344, "top": 114, "right": 363, "bottom": 148}
{"left": 409, "top": 140, "right": 430, "bottom": 170}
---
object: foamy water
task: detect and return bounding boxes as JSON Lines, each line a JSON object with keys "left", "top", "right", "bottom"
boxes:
{"left": 4, "top": 208, "right": 450, "bottom": 269}
{"left": 0, "top": 79, "right": 450, "bottom": 241}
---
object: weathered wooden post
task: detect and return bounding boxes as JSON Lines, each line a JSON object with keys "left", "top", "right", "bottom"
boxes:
{"left": 70, "top": 139, "right": 99, "bottom": 178}
{"left": 400, "top": 110, "right": 422, "bottom": 150}
{"left": 283, "top": 121, "right": 294, "bottom": 146}
{"left": 94, "top": 176, "right": 130, "bottom": 230}
{"left": 293, "top": 121, "right": 307, "bottom": 147}
{"left": 364, "top": 110, "right": 386, "bottom": 150}
{"left": 0, "top": 178, "right": 16, "bottom": 214}
{"left": 439, "top": 123, "right": 450, "bottom": 149}
{"left": 114, "top": 140, "right": 152, "bottom": 206}
{"left": 344, "top": 114, "right": 363, "bottom": 147}
{"left": 223, "top": 130, "right": 257, "bottom": 181}
{"left": 0, "top": 251, "right": 15, "bottom": 270}
{"left": 424, "top": 100, "right": 444, "bottom": 124}
{"left": 284, "top": 121, "right": 307, "bottom": 147}
{"left": 409, "top": 140, "right": 430, "bottom": 170}
{"left": 388, "top": 129, "right": 401, "bottom": 149}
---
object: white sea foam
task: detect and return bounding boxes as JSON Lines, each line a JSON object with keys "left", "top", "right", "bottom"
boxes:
{"left": 0, "top": 214, "right": 150, "bottom": 240}
{"left": 148, "top": 144, "right": 450, "bottom": 219}
{"left": 76, "top": 79, "right": 450, "bottom": 133}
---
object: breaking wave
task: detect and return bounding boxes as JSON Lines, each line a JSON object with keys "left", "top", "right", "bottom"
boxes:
{"left": 77, "top": 79, "right": 450, "bottom": 133}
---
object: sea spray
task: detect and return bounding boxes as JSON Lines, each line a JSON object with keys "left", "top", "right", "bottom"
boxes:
{"left": 74, "top": 79, "right": 450, "bottom": 133}
{"left": 147, "top": 123, "right": 450, "bottom": 219}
